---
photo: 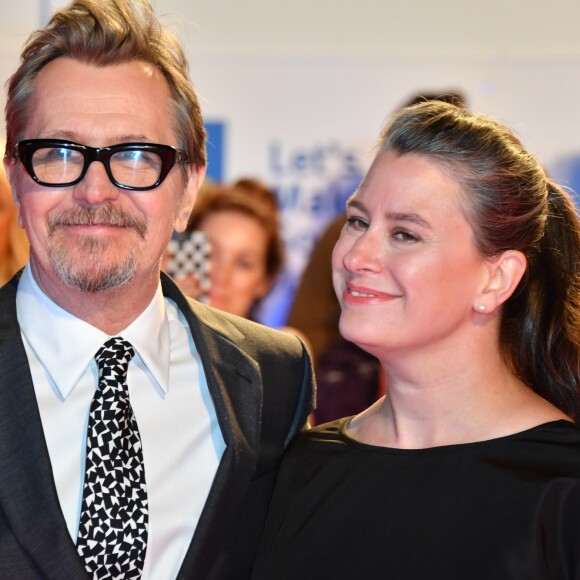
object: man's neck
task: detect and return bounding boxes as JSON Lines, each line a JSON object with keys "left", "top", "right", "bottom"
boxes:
{"left": 30, "top": 263, "right": 160, "bottom": 334}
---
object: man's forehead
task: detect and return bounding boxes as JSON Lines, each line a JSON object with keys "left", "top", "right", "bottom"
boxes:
{"left": 24, "top": 58, "right": 174, "bottom": 144}
{"left": 33, "top": 58, "right": 168, "bottom": 100}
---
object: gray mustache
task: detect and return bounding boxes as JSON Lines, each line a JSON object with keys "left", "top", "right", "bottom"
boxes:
{"left": 47, "top": 206, "right": 148, "bottom": 238}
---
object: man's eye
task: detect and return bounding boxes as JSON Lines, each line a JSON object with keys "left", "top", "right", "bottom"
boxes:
{"left": 115, "top": 150, "right": 159, "bottom": 167}
{"left": 119, "top": 150, "right": 144, "bottom": 162}
{"left": 35, "top": 148, "right": 81, "bottom": 164}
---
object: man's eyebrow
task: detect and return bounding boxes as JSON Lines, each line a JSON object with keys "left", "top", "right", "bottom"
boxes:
{"left": 38, "top": 130, "right": 77, "bottom": 140}
{"left": 38, "top": 130, "right": 150, "bottom": 143}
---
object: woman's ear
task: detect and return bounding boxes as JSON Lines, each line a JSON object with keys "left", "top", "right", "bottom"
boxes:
{"left": 473, "top": 250, "right": 527, "bottom": 314}
{"left": 175, "top": 164, "right": 206, "bottom": 233}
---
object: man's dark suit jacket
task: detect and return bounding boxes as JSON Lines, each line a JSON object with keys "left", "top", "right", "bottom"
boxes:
{"left": 0, "top": 271, "right": 315, "bottom": 579}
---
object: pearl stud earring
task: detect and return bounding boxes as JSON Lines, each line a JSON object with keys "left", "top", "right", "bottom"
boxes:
{"left": 477, "top": 305, "right": 486, "bottom": 312}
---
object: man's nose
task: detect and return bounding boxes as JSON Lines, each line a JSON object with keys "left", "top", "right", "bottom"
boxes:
{"left": 72, "top": 161, "right": 120, "bottom": 205}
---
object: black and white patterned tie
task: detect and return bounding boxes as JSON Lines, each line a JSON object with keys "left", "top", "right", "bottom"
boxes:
{"left": 77, "top": 337, "right": 148, "bottom": 579}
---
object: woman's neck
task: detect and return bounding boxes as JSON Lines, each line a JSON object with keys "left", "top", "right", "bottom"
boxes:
{"left": 347, "top": 347, "right": 569, "bottom": 449}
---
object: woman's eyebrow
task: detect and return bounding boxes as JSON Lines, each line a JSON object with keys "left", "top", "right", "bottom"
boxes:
{"left": 385, "top": 211, "right": 432, "bottom": 229}
{"left": 347, "top": 199, "right": 431, "bottom": 229}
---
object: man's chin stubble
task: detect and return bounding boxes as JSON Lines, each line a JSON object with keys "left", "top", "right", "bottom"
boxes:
{"left": 49, "top": 238, "right": 138, "bottom": 293}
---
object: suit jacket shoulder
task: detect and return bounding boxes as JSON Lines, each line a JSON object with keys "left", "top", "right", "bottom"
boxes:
{"left": 162, "top": 274, "right": 315, "bottom": 579}
{"left": 162, "top": 273, "right": 313, "bottom": 449}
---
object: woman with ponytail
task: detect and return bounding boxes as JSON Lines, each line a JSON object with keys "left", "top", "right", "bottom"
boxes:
{"left": 253, "top": 101, "right": 580, "bottom": 579}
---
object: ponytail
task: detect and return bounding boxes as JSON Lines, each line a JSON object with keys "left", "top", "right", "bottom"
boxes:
{"left": 502, "top": 181, "right": 580, "bottom": 420}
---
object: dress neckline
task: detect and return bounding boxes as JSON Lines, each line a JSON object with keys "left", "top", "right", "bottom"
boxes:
{"left": 337, "top": 416, "right": 575, "bottom": 453}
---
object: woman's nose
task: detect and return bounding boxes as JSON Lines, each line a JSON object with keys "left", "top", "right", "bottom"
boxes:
{"left": 210, "top": 259, "right": 230, "bottom": 286}
{"left": 340, "top": 230, "right": 383, "bottom": 274}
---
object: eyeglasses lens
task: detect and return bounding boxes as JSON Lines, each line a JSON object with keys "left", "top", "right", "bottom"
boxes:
{"left": 110, "top": 150, "right": 163, "bottom": 188}
{"left": 32, "top": 146, "right": 84, "bottom": 184}
{"left": 31, "top": 146, "right": 164, "bottom": 188}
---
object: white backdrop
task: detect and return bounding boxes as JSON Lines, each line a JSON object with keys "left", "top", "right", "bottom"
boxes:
{"left": 2, "top": 0, "right": 580, "bottom": 324}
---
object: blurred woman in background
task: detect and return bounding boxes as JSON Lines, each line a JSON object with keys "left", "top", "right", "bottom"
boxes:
{"left": 176, "top": 177, "right": 284, "bottom": 320}
{"left": 0, "top": 160, "right": 28, "bottom": 286}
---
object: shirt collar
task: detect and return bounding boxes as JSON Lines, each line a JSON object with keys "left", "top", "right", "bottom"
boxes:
{"left": 16, "top": 265, "right": 170, "bottom": 398}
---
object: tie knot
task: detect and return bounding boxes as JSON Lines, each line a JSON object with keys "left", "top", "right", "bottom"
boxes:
{"left": 95, "top": 336, "right": 135, "bottom": 374}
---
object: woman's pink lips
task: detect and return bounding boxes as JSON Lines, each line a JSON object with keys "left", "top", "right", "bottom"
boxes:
{"left": 342, "top": 284, "right": 398, "bottom": 305}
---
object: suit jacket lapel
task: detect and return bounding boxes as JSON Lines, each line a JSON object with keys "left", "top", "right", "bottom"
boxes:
{"left": 0, "top": 275, "right": 89, "bottom": 578}
{"left": 162, "top": 276, "right": 262, "bottom": 579}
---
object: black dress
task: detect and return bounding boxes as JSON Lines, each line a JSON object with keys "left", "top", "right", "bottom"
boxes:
{"left": 252, "top": 418, "right": 580, "bottom": 580}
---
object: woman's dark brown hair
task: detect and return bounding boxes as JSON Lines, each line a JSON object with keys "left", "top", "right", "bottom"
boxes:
{"left": 378, "top": 101, "right": 580, "bottom": 419}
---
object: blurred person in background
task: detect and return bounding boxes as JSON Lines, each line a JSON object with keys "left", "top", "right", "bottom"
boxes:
{"left": 166, "top": 178, "right": 311, "bottom": 343}
{"left": 0, "top": 153, "right": 28, "bottom": 286}
{"left": 184, "top": 178, "right": 283, "bottom": 320}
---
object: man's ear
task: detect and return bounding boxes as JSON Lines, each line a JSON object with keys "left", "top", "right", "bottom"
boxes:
{"left": 473, "top": 250, "right": 527, "bottom": 314}
{"left": 175, "top": 164, "right": 206, "bottom": 233}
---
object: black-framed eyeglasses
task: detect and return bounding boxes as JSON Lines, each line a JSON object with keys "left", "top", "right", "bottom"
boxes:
{"left": 15, "top": 139, "right": 189, "bottom": 191}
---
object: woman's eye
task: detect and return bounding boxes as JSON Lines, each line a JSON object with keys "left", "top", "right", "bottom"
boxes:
{"left": 393, "top": 229, "right": 420, "bottom": 243}
{"left": 236, "top": 259, "right": 257, "bottom": 271}
{"left": 346, "top": 216, "right": 368, "bottom": 230}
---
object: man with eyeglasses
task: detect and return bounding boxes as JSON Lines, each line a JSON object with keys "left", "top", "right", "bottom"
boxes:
{"left": 0, "top": 1, "right": 314, "bottom": 579}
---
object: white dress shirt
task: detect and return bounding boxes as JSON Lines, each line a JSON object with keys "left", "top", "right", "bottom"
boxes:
{"left": 16, "top": 265, "right": 226, "bottom": 580}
